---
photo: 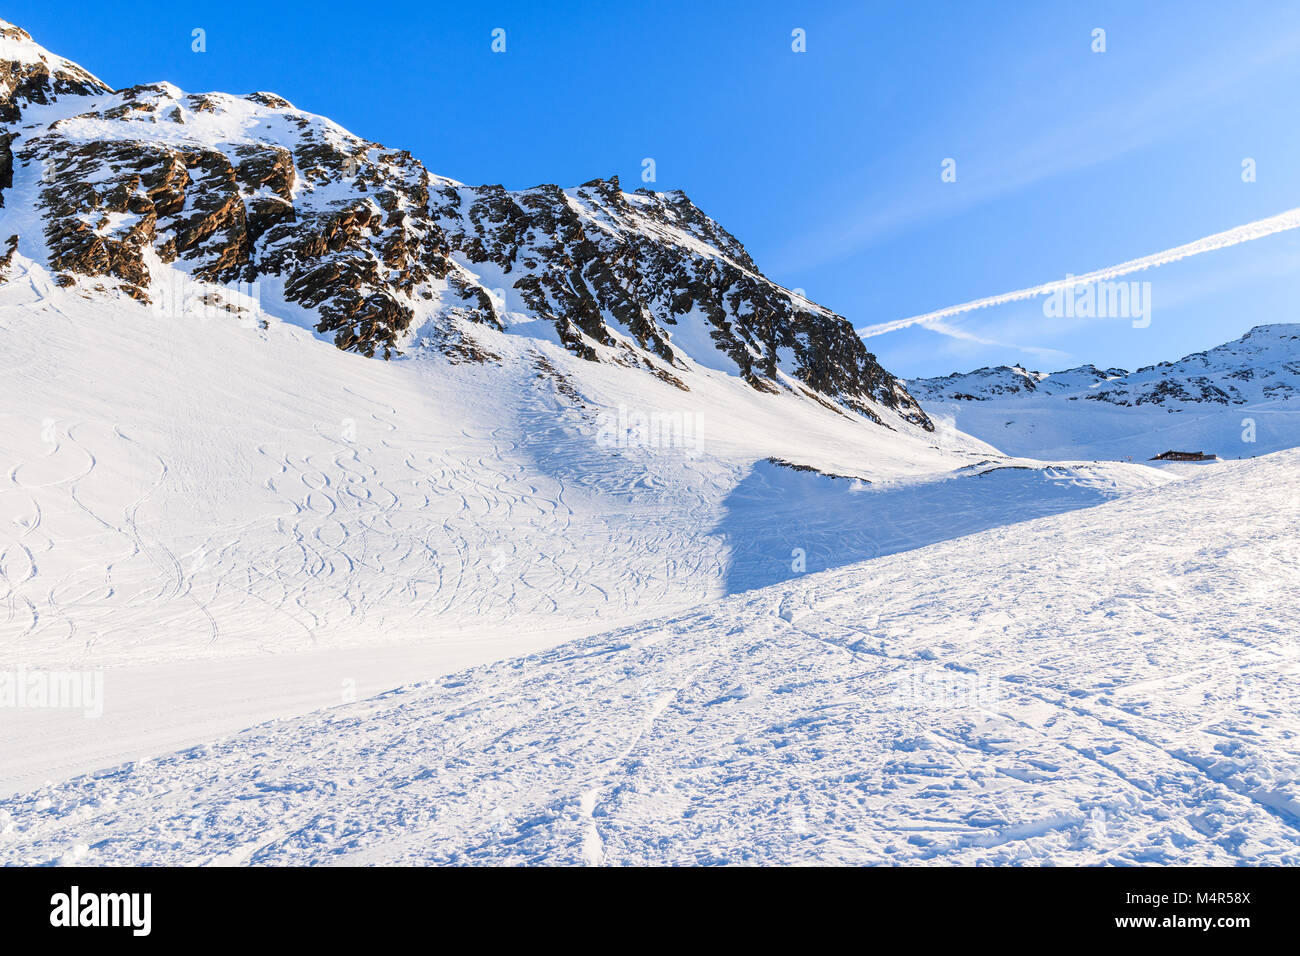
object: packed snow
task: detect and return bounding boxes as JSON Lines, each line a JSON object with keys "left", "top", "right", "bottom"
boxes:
{"left": 0, "top": 252, "right": 1168, "bottom": 795}
{"left": 2, "top": 450, "right": 1297, "bottom": 865}
{"left": 4, "top": 244, "right": 1295, "bottom": 865}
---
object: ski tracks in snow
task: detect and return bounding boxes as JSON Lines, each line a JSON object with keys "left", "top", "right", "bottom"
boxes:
{"left": 3, "top": 452, "right": 1297, "bottom": 865}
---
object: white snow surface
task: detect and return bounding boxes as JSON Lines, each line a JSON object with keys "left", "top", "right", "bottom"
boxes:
{"left": 0, "top": 22, "right": 109, "bottom": 87}
{"left": 1, "top": 449, "right": 1297, "bottom": 865}
{"left": 0, "top": 252, "right": 1172, "bottom": 799}
{"left": 0, "top": 249, "right": 1295, "bottom": 865}
{"left": 6, "top": 240, "right": 1293, "bottom": 868}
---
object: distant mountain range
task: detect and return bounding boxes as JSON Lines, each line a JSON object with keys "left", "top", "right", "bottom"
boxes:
{"left": 908, "top": 324, "right": 1300, "bottom": 460}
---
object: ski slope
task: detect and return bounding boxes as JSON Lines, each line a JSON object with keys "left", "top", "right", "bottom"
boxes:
{"left": 2, "top": 451, "right": 1297, "bottom": 865}
{"left": 0, "top": 253, "right": 945, "bottom": 669}
{"left": 0, "top": 250, "right": 1165, "bottom": 668}
{"left": 0, "top": 253, "right": 1169, "bottom": 797}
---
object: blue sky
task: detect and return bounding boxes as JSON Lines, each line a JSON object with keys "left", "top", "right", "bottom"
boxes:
{"left": 10, "top": 0, "right": 1300, "bottom": 376}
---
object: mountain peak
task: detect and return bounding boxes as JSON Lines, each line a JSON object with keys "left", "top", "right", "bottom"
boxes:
{"left": 1242, "top": 322, "right": 1300, "bottom": 340}
{"left": 0, "top": 17, "right": 932, "bottom": 432}
{"left": 0, "top": 19, "right": 111, "bottom": 121}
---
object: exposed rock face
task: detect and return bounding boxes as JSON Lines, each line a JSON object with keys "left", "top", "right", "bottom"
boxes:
{"left": 0, "top": 18, "right": 931, "bottom": 427}
{"left": 0, "top": 22, "right": 110, "bottom": 208}
{"left": 433, "top": 178, "right": 921, "bottom": 422}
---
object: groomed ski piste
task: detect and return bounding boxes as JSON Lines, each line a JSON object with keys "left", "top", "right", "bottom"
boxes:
{"left": 3, "top": 247, "right": 1299, "bottom": 865}
{"left": 2, "top": 446, "right": 1297, "bottom": 864}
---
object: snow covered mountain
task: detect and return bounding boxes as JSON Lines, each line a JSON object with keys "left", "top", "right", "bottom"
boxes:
{"left": 1, "top": 17, "right": 1028, "bottom": 677}
{"left": 0, "top": 17, "right": 1166, "bottom": 792}
{"left": 908, "top": 324, "right": 1300, "bottom": 460}
{"left": 9, "top": 18, "right": 1298, "bottom": 869}
{"left": 0, "top": 19, "right": 926, "bottom": 429}
{"left": 910, "top": 363, "right": 1129, "bottom": 402}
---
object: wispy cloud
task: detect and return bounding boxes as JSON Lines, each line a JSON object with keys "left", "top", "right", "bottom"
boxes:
{"left": 921, "top": 319, "right": 1071, "bottom": 362}
{"left": 857, "top": 205, "right": 1300, "bottom": 338}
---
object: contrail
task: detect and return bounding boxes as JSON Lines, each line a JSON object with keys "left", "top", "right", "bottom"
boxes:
{"left": 856, "top": 205, "right": 1300, "bottom": 338}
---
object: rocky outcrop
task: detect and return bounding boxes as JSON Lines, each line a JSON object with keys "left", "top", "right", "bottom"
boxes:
{"left": 18, "top": 85, "right": 457, "bottom": 359}
{"left": 431, "top": 176, "right": 928, "bottom": 424}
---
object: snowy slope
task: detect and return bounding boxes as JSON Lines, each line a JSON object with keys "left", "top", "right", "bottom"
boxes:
{"left": 2, "top": 450, "right": 1296, "bottom": 865}
{"left": 3, "top": 253, "right": 1142, "bottom": 669}
{"left": 0, "top": 252, "right": 1173, "bottom": 794}
{"left": 0, "top": 21, "right": 1176, "bottom": 676}
{"left": 0, "top": 17, "right": 1187, "bottom": 808}
{"left": 0, "top": 16, "right": 1015, "bottom": 673}
{"left": 909, "top": 325, "right": 1300, "bottom": 460}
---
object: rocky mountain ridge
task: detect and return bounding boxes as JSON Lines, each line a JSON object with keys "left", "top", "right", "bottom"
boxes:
{"left": 0, "top": 19, "right": 930, "bottom": 430}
